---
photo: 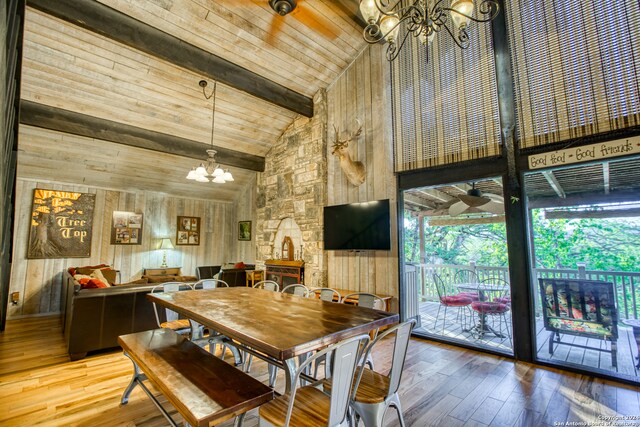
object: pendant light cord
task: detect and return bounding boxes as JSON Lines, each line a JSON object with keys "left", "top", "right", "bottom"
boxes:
{"left": 201, "top": 81, "right": 217, "bottom": 150}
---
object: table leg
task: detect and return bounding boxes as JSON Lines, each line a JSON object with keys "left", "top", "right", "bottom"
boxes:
{"left": 283, "top": 358, "right": 298, "bottom": 394}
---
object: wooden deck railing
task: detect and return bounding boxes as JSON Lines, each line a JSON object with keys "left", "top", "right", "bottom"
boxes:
{"left": 404, "top": 262, "right": 640, "bottom": 320}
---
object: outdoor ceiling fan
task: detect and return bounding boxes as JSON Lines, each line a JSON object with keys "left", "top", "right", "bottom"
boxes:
{"left": 449, "top": 183, "right": 505, "bottom": 216}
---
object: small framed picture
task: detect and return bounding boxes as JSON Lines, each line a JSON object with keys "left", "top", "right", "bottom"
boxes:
{"left": 238, "top": 221, "right": 251, "bottom": 241}
{"left": 111, "top": 211, "right": 143, "bottom": 245}
{"left": 177, "top": 216, "right": 200, "bottom": 246}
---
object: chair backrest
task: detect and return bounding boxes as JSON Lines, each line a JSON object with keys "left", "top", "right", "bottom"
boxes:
{"left": 309, "top": 287, "right": 342, "bottom": 302}
{"left": 150, "top": 282, "right": 193, "bottom": 327}
{"left": 538, "top": 277, "right": 618, "bottom": 339}
{"left": 284, "top": 334, "right": 370, "bottom": 427}
{"left": 196, "top": 265, "right": 221, "bottom": 280}
{"left": 432, "top": 273, "right": 447, "bottom": 299}
{"left": 454, "top": 269, "right": 478, "bottom": 285}
{"left": 281, "top": 283, "right": 309, "bottom": 297}
{"left": 253, "top": 280, "right": 280, "bottom": 292}
{"left": 193, "top": 278, "right": 229, "bottom": 289}
{"left": 480, "top": 277, "right": 510, "bottom": 298}
{"left": 358, "top": 319, "right": 416, "bottom": 399}
{"left": 342, "top": 292, "right": 385, "bottom": 310}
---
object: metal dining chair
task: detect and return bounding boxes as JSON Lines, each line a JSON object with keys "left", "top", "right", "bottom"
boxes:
{"left": 259, "top": 334, "right": 371, "bottom": 427}
{"left": 246, "top": 279, "right": 280, "bottom": 380}
{"left": 341, "top": 292, "right": 386, "bottom": 311}
{"left": 253, "top": 280, "right": 280, "bottom": 292}
{"left": 324, "top": 320, "right": 416, "bottom": 427}
{"left": 192, "top": 278, "right": 229, "bottom": 289}
{"left": 190, "top": 279, "right": 243, "bottom": 364}
{"left": 340, "top": 292, "right": 385, "bottom": 371}
{"left": 150, "top": 282, "right": 194, "bottom": 335}
{"left": 308, "top": 287, "right": 342, "bottom": 302}
{"left": 281, "top": 283, "right": 310, "bottom": 297}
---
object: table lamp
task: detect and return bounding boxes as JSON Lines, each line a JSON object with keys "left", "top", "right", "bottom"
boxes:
{"left": 159, "top": 238, "right": 174, "bottom": 268}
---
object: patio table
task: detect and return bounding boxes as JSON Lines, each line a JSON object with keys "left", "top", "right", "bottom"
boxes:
{"left": 456, "top": 282, "right": 510, "bottom": 339}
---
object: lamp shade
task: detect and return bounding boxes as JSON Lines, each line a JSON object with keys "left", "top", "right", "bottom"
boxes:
{"left": 159, "top": 238, "right": 174, "bottom": 250}
{"left": 450, "top": 0, "right": 474, "bottom": 30}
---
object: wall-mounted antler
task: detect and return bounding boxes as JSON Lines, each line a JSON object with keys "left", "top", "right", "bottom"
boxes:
{"left": 332, "top": 119, "right": 365, "bottom": 186}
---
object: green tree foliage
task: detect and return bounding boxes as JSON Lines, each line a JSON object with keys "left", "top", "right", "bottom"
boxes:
{"left": 404, "top": 208, "right": 640, "bottom": 272}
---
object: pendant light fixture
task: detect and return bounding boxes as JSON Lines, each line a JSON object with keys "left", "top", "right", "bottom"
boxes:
{"left": 186, "top": 80, "right": 234, "bottom": 183}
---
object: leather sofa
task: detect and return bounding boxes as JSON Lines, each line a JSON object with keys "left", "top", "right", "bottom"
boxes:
{"left": 219, "top": 264, "right": 255, "bottom": 287}
{"left": 62, "top": 269, "right": 189, "bottom": 360}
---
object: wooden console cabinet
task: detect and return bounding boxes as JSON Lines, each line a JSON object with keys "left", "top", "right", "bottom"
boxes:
{"left": 264, "top": 260, "right": 304, "bottom": 288}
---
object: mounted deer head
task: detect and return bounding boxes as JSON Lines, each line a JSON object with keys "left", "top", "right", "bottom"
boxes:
{"left": 332, "top": 120, "right": 365, "bottom": 186}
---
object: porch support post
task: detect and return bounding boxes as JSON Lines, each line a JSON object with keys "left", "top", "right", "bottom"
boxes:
{"left": 491, "top": 0, "right": 535, "bottom": 362}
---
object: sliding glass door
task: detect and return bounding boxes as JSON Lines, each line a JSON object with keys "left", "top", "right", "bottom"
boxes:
{"left": 403, "top": 177, "right": 513, "bottom": 355}
{"left": 525, "top": 157, "right": 640, "bottom": 381}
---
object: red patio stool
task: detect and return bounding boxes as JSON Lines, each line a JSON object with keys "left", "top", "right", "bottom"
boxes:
{"left": 470, "top": 301, "right": 512, "bottom": 345}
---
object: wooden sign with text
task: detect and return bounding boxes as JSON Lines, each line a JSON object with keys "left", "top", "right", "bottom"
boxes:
{"left": 528, "top": 136, "right": 640, "bottom": 170}
{"left": 28, "top": 189, "right": 95, "bottom": 259}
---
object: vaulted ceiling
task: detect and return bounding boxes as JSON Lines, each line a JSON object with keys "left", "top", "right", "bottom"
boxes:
{"left": 18, "top": 0, "right": 367, "bottom": 200}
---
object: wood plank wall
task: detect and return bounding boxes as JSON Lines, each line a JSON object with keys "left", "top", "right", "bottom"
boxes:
{"left": 325, "top": 44, "right": 399, "bottom": 305}
{"left": 8, "top": 179, "right": 237, "bottom": 318}
{"left": 234, "top": 174, "right": 257, "bottom": 264}
{"left": 1, "top": 0, "right": 25, "bottom": 329}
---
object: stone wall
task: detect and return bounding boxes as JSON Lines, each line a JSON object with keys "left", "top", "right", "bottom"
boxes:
{"left": 255, "top": 90, "right": 327, "bottom": 287}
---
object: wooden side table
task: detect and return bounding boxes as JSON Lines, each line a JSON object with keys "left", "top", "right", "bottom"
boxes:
{"left": 245, "top": 270, "right": 264, "bottom": 287}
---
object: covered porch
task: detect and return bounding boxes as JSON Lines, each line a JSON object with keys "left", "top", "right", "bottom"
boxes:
{"left": 406, "top": 262, "right": 640, "bottom": 380}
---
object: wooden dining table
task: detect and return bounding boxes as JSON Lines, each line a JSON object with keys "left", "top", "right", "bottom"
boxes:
{"left": 147, "top": 287, "right": 398, "bottom": 393}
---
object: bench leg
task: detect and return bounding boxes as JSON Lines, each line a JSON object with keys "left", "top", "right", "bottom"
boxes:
{"left": 234, "top": 412, "right": 246, "bottom": 427}
{"left": 121, "top": 352, "right": 143, "bottom": 405}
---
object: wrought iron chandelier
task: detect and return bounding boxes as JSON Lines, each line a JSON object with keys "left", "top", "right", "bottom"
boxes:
{"left": 186, "top": 80, "right": 234, "bottom": 183}
{"left": 359, "top": 0, "right": 499, "bottom": 61}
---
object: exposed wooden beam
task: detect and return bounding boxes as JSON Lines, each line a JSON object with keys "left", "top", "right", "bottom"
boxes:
{"left": 427, "top": 216, "right": 506, "bottom": 226}
{"left": 26, "top": 0, "right": 314, "bottom": 118}
{"left": 20, "top": 101, "right": 265, "bottom": 172}
{"left": 545, "top": 208, "right": 640, "bottom": 219}
{"left": 541, "top": 171, "right": 566, "bottom": 198}
{"left": 528, "top": 190, "right": 640, "bottom": 209}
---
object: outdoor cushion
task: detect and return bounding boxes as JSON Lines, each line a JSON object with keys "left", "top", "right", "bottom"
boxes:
{"left": 441, "top": 295, "right": 473, "bottom": 306}
{"left": 471, "top": 301, "right": 509, "bottom": 314}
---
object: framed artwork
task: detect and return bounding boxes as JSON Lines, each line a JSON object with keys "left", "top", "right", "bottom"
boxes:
{"left": 177, "top": 216, "right": 200, "bottom": 246}
{"left": 110, "top": 211, "right": 143, "bottom": 245}
{"left": 28, "top": 188, "right": 96, "bottom": 259}
{"left": 238, "top": 221, "right": 251, "bottom": 241}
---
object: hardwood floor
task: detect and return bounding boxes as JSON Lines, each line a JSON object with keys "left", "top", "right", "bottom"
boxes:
{"left": 0, "top": 316, "right": 639, "bottom": 426}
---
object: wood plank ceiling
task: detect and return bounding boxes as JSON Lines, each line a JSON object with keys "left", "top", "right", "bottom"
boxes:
{"left": 18, "top": 0, "right": 366, "bottom": 201}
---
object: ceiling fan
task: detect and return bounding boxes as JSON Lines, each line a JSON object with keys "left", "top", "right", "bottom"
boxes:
{"left": 449, "top": 184, "right": 505, "bottom": 216}
{"left": 265, "top": 0, "right": 338, "bottom": 40}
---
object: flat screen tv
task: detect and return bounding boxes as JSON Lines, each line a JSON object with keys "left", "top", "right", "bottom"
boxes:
{"left": 323, "top": 199, "right": 391, "bottom": 251}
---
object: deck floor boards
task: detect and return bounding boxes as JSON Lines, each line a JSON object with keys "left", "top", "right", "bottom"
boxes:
{"left": 418, "top": 301, "right": 639, "bottom": 378}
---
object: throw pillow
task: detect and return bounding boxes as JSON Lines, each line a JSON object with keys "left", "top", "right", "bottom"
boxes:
{"left": 79, "top": 278, "right": 109, "bottom": 289}
{"left": 91, "top": 269, "right": 111, "bottom": 286}
{"left": 234, "top": 261, "right": 246, "bottom": 269}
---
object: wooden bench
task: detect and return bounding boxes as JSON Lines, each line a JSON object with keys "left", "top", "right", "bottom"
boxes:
{"left": 118, "top": 329, "right": 273, "bottom": 427}
{"left": 539, "top": 278, "right": 618, "bottom": 368}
